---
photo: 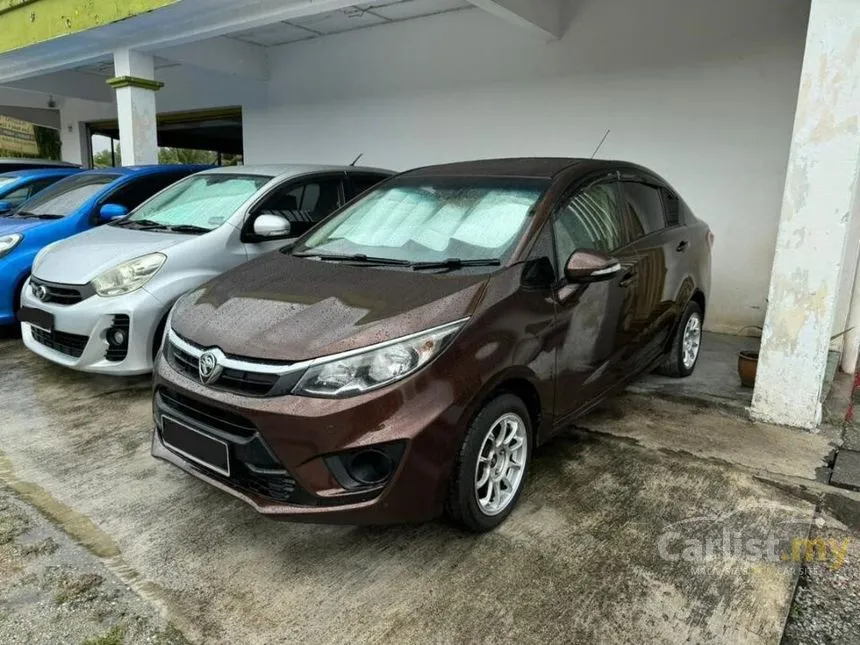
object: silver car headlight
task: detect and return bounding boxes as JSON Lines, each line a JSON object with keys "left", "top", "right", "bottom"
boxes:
{"left": 92, "top": 253, "right": 166, "bottom": 297}
{"left": 292, "top": 318, "right": 468, "bottom": 398}
{"left": 0, "top": 233, "right": 22, "bottom": 259}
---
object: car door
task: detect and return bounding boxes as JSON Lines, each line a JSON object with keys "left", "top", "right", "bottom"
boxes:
{"left": 619, "top": 178, "right": 679, "bottom": 370}
{"left": 242, "top": 172, "right": 347, "bottom": 258}
{"left": 549, "top": 174, "right": 646, "bottom": 423}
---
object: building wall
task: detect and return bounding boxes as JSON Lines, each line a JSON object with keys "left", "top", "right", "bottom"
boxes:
{"left": 243, "top": 0, "right": 811, "bottom": 334}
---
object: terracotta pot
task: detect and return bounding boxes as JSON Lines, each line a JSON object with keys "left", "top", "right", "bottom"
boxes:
{"left": 737, "top": 351, "right": 759, "bottom": 388}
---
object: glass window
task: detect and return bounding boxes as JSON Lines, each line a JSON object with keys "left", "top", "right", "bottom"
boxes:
{"left": 1, "top": 185, "right": 33, "bottom": 208}
{"left": 124, "top": 173, "right": 271, "bottom": 232}
{"left": 553, "top": 182, "right": 625, "bottom": 266}
{"left": 295, "top": 178, "right": 547, "bottom": 264}
{"left": 622, "top": 182, "right": 666, "bottom": 237}
{"left": 253, "top": 177, "right": 343, "bottom": 237}
{"left": 13, "top": 173, "right": 119, "bottom": 219}
{"left": 349, "top": 173, "right": 389, "bottom": 198}
{"left": 107, "top": 174, "right": 187, "bottom": 211}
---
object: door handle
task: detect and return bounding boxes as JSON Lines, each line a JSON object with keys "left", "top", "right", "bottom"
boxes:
{"left": 619, "top": 271, "right": 637, "bottom": 288}
{"left": 676, "top": 241, "right": 689, "bottom": 253}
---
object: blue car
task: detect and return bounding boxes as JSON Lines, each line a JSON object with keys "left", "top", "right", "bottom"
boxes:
{"left": 0, "top": 168, "right": 82, "bottom": 215}
{"left": 0, "top": 165, "right": 210, "bottom": 325}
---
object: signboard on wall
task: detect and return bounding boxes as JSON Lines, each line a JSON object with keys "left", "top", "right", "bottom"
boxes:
{"left": 0, "top": 116, "right": 38, "bottom": 156}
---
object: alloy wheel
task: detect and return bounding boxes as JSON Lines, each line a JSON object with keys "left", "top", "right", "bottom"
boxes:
{"left": 474, "top": 412, "right": 528, "bottom": 516}
{"left": 682, "top": 313, "right": 702, "bottom": 370}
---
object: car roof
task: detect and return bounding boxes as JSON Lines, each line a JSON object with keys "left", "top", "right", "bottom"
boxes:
{"left": 0, "top": 168, "right": 81, "bottom": 179}
{"left": 78, "top": 164, "right": 211, "bottom": 177}
{"left": 198, "top": 164, "right": 394, "bottom": 180}
{"left": 400, "top": 158, "right": 587, "bottom": 180}
{"left": 0, "top": 158, "right": 79, "bottom": 168}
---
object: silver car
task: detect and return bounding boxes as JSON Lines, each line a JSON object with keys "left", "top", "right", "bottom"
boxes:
{"left": 19, "top": 164, "right": 393, "bottom": 375}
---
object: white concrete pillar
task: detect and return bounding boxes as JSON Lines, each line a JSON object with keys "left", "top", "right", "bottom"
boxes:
{"left": 108, "top": 49, "right": 161, "bottom": 166}
{"left": 751, "top": 0, "right": 860, "bottom": 429}
{"left": 841, "top": 222, "right": 860, "bottom": 374}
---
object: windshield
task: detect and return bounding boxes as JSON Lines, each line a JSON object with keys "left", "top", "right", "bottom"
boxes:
{"left": 293, "top": 178, "right": 547, "bottom": 265}
{"left": 15, "top": 173, "right": 118, "bottom": 218}
{"left": 120, "top": 174, "right": 271, "bottom": 232}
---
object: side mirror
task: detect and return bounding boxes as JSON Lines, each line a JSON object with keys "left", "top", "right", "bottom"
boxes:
{"left": 565, "top": 249, "right": 622, "bottom": 283}
{"left": 253, "top": 214, "right": 291, "bottom": 239}
{"left": 0, "top": 200, "right": 14, "bottom": 215}
{"left": 98, "top": 203, "right": 129, "bottom": 222}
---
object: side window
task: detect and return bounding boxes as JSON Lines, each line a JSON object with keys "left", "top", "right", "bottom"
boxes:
{"left": 622, "top": 182, "right": 666, "bottom": 238}
{"left": 553, "top": 181, "right": 625, "bottom": 268}
{"left": 2, "top": 185, "right": 34, "bottom": 208}
{"left": 105, "top": 174, "right": 185, "bottom": 211}
{"left": 251, "top": 176, "right": 344, "bottom": 237}
{"left": 348, "top": 173, "right": 389, "bottom": 199}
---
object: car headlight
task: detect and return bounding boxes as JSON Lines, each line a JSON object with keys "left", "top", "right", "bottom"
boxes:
{"left": 92, "top": 253, "right": 166, "bottom": 297}
{"left": 0, "top": 233, "right": 22, "bottom": 259}
{"left": 292, "top": 318, "right": 468, "bottom": 398}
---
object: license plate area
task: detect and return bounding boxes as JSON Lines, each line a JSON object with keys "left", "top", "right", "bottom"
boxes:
{"left": 19, "top": 306, "right": 54, "bottom": 332}
{"left": 162, "top": 416, "right": 230, "bottom": 477}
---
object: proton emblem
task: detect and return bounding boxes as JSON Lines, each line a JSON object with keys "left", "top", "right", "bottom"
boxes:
{"left": 32, "top": 283, "right": 48, "bottom": 301}
{"left": 198, "top": 350, "right": 223, "bottom": 385}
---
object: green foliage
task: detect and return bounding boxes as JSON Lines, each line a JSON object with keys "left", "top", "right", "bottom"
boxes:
{"left": 34, "top": 126, "right": 62, "bottom": 160}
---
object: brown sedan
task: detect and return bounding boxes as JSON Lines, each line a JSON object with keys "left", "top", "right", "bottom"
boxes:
{"left": 152, "top": 158, "right": 712, "bottom": 532}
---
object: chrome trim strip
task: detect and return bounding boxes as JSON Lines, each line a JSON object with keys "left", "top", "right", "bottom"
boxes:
{"left": 167, "top": 316, "right": 470, "bottom": 377}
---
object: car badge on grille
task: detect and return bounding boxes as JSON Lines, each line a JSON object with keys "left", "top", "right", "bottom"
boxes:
{"left": 32, "top": 283, "right": 48, "bottom": 301}
{"left": 198, "top": 350, "right": 223, "bottom": 385}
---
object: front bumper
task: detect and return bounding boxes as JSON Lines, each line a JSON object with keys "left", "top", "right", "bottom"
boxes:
{"left": 20, "top": 278, "right": 167, "bottom": 375}
{"left": 151, "top": 347, "right": 474, "bottom": 525}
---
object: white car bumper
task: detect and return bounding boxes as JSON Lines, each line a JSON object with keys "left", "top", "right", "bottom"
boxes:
{"left": 20, "top": 277, "right": 168, "bottom": 375}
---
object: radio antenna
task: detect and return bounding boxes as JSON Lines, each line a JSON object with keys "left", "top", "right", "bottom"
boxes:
{"left": 590, "top": 129, "right": 610, "bottom": 159}
{"left": 349, "top": 153, "right": 364, "bottom": 166}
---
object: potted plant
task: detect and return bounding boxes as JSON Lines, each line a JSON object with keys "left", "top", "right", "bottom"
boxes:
{"left": 736, "top": 325, "right": 762, "bottom": 388}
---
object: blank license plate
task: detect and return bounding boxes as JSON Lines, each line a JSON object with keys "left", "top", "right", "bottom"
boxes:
{"left": 162, "top": 416, "right": 230, "bottom": 477}
{"left": 18, "top": 307, "right": 54, "bottom": 332}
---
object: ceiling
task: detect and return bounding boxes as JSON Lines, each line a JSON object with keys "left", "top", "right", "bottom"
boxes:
{"left": 227, "top": 0, "right": 471, "bottom": 47}
{"left": 75, "top": 57, "right": 179, "bottom": 78}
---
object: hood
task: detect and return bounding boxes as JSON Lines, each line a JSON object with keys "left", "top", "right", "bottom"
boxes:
{"left": 0, "top": 216, "right": 54, "bottom": 235}
{"left": 33, "top": 224, "right": 191, "bottom": 283}
{"left": 172, "top": 253, "right": 491, "bottom": 362}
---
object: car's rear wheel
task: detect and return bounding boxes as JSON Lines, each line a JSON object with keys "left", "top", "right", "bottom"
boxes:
{"left": 446, "top": 393, "right": 532, "bottom": 532}
{"left": 656, "top": 301, "right": 703, "bottom": 377}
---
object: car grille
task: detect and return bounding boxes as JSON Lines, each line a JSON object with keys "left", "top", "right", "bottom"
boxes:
{"left": 167, "top": 338, "right": 282, "bottom": 397}
{"left": 155, "top": 387, "right": 297, "bottom": 503}
{"left": 29, "top": 277, "right": 93, "bottom": 306}
{"left": 105, "top": 315, "right": 130, "bottom": 362}
{"left": 31, "top": 327, "right": 89, "bottom": 358}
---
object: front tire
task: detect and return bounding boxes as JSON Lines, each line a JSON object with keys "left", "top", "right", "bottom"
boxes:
{"left": 446, "top": 394, "right": 532, "bottom": 532}
{"left": 656, "top": 301, "right": 703, "bottom": 377}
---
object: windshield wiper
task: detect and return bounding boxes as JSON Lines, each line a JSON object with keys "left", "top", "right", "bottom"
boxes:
{"left": 292, "top": 253, "right": 412, "bottom": 267}
{"left": 12, "top": 211, "right": 61, "bottom": 220}
{"left": 165, "top": 224, "right": 209, "bottom": 234}
{"left": 112, "top": 218, "right": 167, "bottom": 230}
{"left": 412, "top": 258, "right": 501, "bottom": 271}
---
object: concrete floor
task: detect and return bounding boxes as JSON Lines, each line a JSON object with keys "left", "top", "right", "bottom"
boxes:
{"left": 0, "top": 337, "right": 832, "bottom": 644}
{"left": 631, "top": 332, "right": 755, "bottom": 412}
